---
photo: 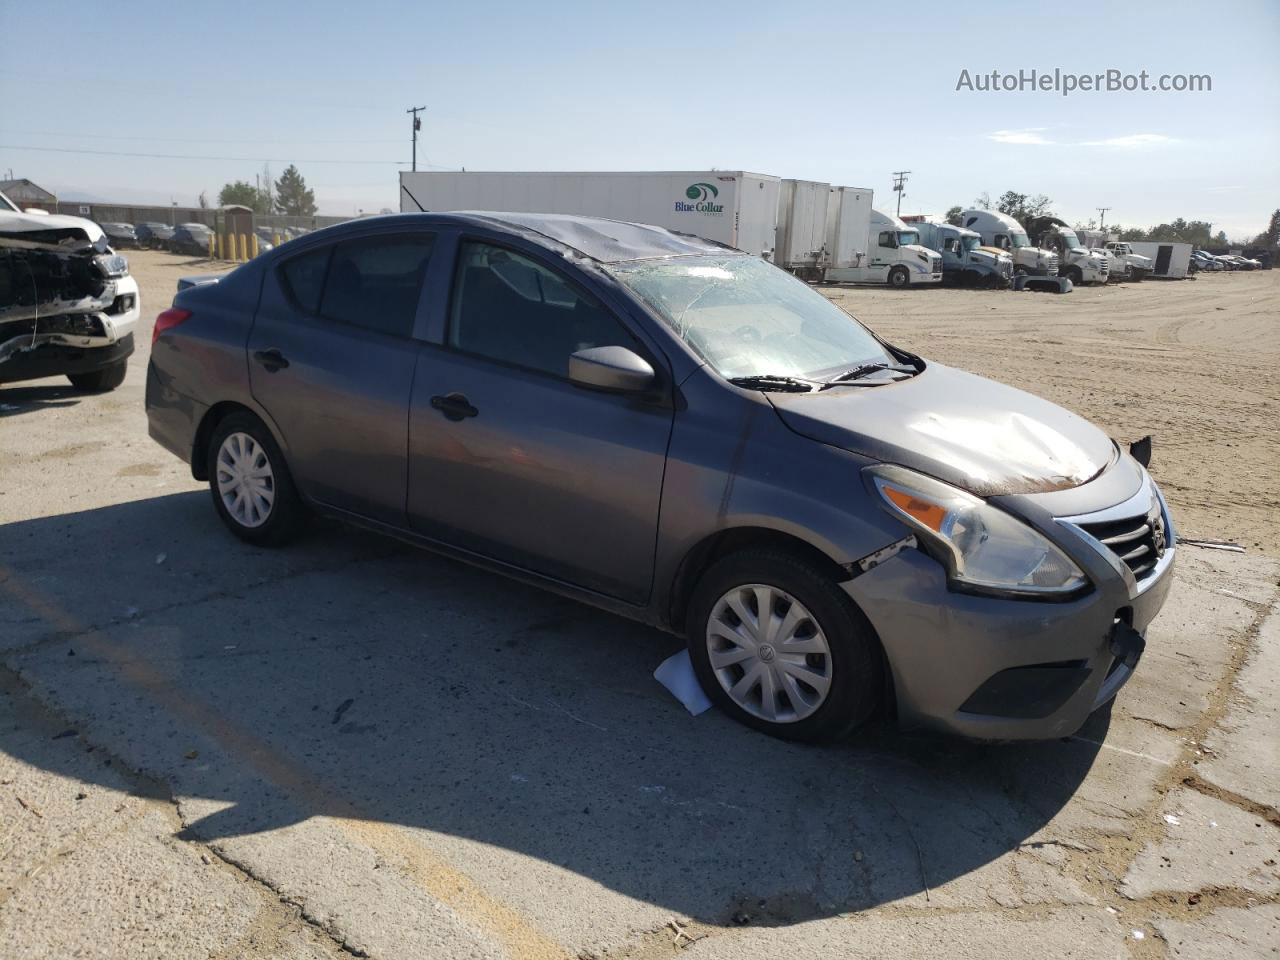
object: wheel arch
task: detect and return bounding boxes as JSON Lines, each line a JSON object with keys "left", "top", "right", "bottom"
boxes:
{"left": 191, "top": 400, "right": 286, "bottom": 481}
{"left": 666, "top": 526, "right": 852, "bottom": 635}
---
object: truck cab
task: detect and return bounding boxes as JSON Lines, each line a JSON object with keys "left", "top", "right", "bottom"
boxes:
{"left": 1028, "top": 220, "right": 1109, "bottom": 285}
{"left": 960, "top": 209, "right": 1059, "bottom": 277}
{"left": 910, "top": 221, "right": 1013, "bottom": 287}
{"left": 1104, "top": 241, "right": 1153, "bottom": 281}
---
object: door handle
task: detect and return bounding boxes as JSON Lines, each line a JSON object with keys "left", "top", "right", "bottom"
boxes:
{"left": 253, "top": 348, "right": 290, "bottom": 372}
{"left": 430, "top": 392, "right": 478, "bottom": 421}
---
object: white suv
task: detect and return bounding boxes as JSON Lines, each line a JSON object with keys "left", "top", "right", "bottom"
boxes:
{"left": 1, "top": 191, "right": 141, "bottom": 391}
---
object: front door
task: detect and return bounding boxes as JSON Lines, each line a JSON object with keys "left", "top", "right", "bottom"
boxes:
{"left": 248, "top": 232, "right": 434, "bottom": 526}
{"left": 407, "top": 239, "right": 672, "bottom": 603}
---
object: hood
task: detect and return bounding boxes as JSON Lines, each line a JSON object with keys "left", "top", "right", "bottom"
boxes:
{"left": 0, "top": 209, "right": 105, "bottom": 243}
{"left": 767, "top": 363, "right": 1115, "bottom": 495}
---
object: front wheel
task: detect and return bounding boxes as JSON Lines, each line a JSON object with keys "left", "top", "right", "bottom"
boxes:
{"left": 687, "top": 549, "right": 883, "bottom": 742}
{"left": 887, "top": 266, "right": 909, "bottom": 289}
{"left": 207, "top": 412, "right": 306, "bottom": 546}
{"left": 67, "top": 358, "right": 127, "bottom": 392}
{"left": 1066, "top": 266, "right": 1084, "bottom": 285}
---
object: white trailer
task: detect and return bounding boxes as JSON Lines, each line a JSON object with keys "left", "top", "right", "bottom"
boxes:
{"left": 774, "top": 179, "right": 829, "bottom": 277}
{"left": 399, "top": 170, "right": 780, "bottom": 258}
{"left": 824, "top": 186, "right": 874, "bottom": 270}
{"left": 1126, "top": 241, "right": 1192, "bottom": 279}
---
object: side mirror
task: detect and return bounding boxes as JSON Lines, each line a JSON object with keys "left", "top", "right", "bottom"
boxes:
{"left": 569, "top": 346, "right": 655, "bottom": 393}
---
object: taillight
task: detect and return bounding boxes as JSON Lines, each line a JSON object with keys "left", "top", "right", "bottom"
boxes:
{"left": 152, "top": 308, "right": 191, "bottom": 346}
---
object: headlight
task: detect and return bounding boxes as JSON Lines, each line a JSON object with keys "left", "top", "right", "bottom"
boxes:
{"left": 864, "top": 464, "right": 1089, "bottom": 599}
{"left": 94, "top": 254, "right": 129, "bottom": 278}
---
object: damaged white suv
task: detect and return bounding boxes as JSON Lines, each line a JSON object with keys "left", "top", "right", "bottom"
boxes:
{"left": 1, "top": 190, "right": 141, "bottom": 392}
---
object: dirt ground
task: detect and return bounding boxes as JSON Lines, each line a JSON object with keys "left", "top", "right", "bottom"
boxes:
{"left": 131, "top": 251, "right": 1280, "bottom": 555}
{"left": 821, "top": 271, "right": 1280, "bottom": 556}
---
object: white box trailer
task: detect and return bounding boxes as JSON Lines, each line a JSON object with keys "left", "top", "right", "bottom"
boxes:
{"left": 1126, "top": 241, "right": 1192, "bottom": 279}
{"left": 399, "top": 170, "right": 781, "bottom": 258}
{"left": 824, "top": 186, "right": 874, "bottom": 270}
{"left": 774, "top": 179, "right": 830, "bottom": 276}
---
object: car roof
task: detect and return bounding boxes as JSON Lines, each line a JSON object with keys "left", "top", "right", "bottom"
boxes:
{"left": 335, "top": 211, "right": 738, "bottom": 263}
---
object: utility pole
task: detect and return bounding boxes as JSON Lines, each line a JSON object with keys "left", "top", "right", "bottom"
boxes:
{"left": 406, "top": 105, "right": 426, "bottom": 172}
{"left": 1097, "top": 207, "right": 1110, "bottom": 229}
{"left": 891, "top": 171, "right": 910, "bottom": 216}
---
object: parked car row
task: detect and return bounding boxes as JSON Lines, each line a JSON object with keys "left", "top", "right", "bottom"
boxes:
{"left": 90, "top": 220, "right": 313, "bottom": 256}
{"left": 1191, "top": 250, "right": 1263, "bottom": 272}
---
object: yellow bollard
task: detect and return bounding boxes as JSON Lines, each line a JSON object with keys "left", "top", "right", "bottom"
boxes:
{"left": 251, "top": 234, "right": 260, "bottom": 258}
{"left": 217, "top": 233, "right": 226, "bottom": 260}
{"left": 208, "top": 234, "right": 215, "bottom": 259}
{"left": 237, "top": 233, "right": 247, "bottom": 262}
{"left": 273, "top": 232, "right": 282, "bottom": 247}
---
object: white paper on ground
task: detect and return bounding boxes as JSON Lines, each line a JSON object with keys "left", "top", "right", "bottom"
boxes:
{"left": 654, "top": 649, "right": 712, "bottom": 716}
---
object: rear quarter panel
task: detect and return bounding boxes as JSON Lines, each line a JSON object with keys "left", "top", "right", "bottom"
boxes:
{"left": 146, "top": 261, "right": 271, "bottom": 467}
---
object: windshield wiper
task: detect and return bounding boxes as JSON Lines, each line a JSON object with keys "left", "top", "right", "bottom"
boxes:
{"left": 820, "top": 362, "right": 916, "bottom": 389}
{"left": 727, "top": 374, "right": 814, "bottom": 393}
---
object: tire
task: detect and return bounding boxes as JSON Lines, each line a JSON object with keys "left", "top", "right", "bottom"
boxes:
{"left": 1066, "top": 266, "right": 1083, "bottom": 285}
{"left": 887, "top": 266, "right": 909, "bottom": 289}
{"left": 207, "top": 412, "right": 305, "bottom": 546}
{"left": 1013, "top": 265, "right": 1028, "bottom": 278}
{"left": 686, "top": 548, "right": 882, "bottom": 743}
{"left": 67, "top": 359, "right": 127, "bottom": 393}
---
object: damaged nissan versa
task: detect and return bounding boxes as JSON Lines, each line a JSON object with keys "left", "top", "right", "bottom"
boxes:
{"left": 145, "top": 213, "right": 1174, "bottom": 742}
{"left": 1, "top": 190, "right": 141, "bottom": 391}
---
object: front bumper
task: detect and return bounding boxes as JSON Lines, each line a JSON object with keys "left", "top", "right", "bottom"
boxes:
{"left": 844, "top": 471, "right": 1176, "bottom": 740}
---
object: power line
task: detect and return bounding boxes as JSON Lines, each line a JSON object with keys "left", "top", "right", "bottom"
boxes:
{"left": 0, "top": 144, "right": 407, "bottom": 165}
{"left": 4, "top": 130, "right": 404, "bottom": 145}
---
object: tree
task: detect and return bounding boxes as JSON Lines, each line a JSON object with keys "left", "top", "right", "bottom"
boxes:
{"left": 198, "top": 191, "right": 209, "bottom": 209}
{"left": 995, "top": 191, "right": 1054, "bottom": 230}
{"left": 944, "top": 206, "right": 964, "bottom": 226}
{"left": 1252, "top": 208, "right": 1280, "bottom": 250}
{"left": 218, "top": 180, "right": 258, "bottom": 208}
{"left": 274, "top": 165, "right": 316, "bottom": 217}
{"left": 972, "top": 192, "right": 991, "bottom": 210}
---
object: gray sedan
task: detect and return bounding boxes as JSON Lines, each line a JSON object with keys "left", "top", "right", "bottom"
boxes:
{"left": 145, "top": 212, "right": 1175, "bottom": 742}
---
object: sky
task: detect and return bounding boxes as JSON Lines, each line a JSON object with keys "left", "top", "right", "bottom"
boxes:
{"left": 2, "top": 0, "right": 1277, "bottom": 240}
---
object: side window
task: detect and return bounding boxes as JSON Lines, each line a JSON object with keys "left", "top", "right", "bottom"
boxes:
{"left": 279, "top": 245, "right": 330, "bottom": 314}
{"left": 319, "top": 234, "right": 434, "bottom": 338}
{"left": 994, "top": 234, "right": 1009, "bottom": 250}
{"left": 449, "top": 241, "right": 634, "bottom": 378}
{"left": 943, "top": 238, "right": 960, "bottom": 254}
{"left": 877, "top": 231, "right": 895, "bottom": 248}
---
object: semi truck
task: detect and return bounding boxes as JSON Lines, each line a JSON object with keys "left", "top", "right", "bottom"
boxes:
{"left": 1025, "top": 217, "right": 1110, "bottom": 285}
{"left": 820, "top": 200, "right": 942, "bottom": 287}
{"left": 904, "top": 219, "right": 1013, "bottom": 287}
{"left": 959, "top": 208, "right": 1060, "bottom": 277}
{"left": 398, "top": 170, "right": 781, "bottom": 259}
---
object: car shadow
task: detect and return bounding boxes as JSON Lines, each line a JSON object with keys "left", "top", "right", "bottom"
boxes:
{"left": 0, "top": 383, "right": 82, "bottom": 416}
{"left": 0, "top": 492, "right": 1108, "bottom": 927}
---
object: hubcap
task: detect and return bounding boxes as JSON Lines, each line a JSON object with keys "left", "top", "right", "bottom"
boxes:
{"left": 705, "top": 584, "right": 833, "bottom": 723}
{"left": 215, "top": 432, "right": 275, "bottom": 528}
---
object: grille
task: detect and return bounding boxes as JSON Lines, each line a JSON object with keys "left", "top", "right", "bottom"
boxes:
{"left": 1076, "top": 506, "right": 1166, "bottom": 581}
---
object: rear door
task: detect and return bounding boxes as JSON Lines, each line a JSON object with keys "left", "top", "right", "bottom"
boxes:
{"left": 407, "top": 236, "right": 673, "bottom": 602}
{"left": 248, "top": 231, "right": 434, "bottom": 526}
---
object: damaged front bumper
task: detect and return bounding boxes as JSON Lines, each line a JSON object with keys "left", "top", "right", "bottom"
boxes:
{"left": 0, "top": 232, "right": 140, "bottom": 384}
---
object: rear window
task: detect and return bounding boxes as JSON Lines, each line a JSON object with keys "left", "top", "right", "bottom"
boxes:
{"left": 279, "top": 246, "right": 331, "bottom": 314}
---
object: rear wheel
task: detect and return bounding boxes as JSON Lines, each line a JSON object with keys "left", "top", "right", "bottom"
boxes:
{"left": 887, "top": 266, "right": 909, "bottom": 289}
{"left": 207, "top": 412, "right": 305, "bottom": 546}
{"left": 67, "top": 359, "right": 127, "bottom": 393}
{"left": 687, "top": 549, "right": 882, "bottom": 742}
